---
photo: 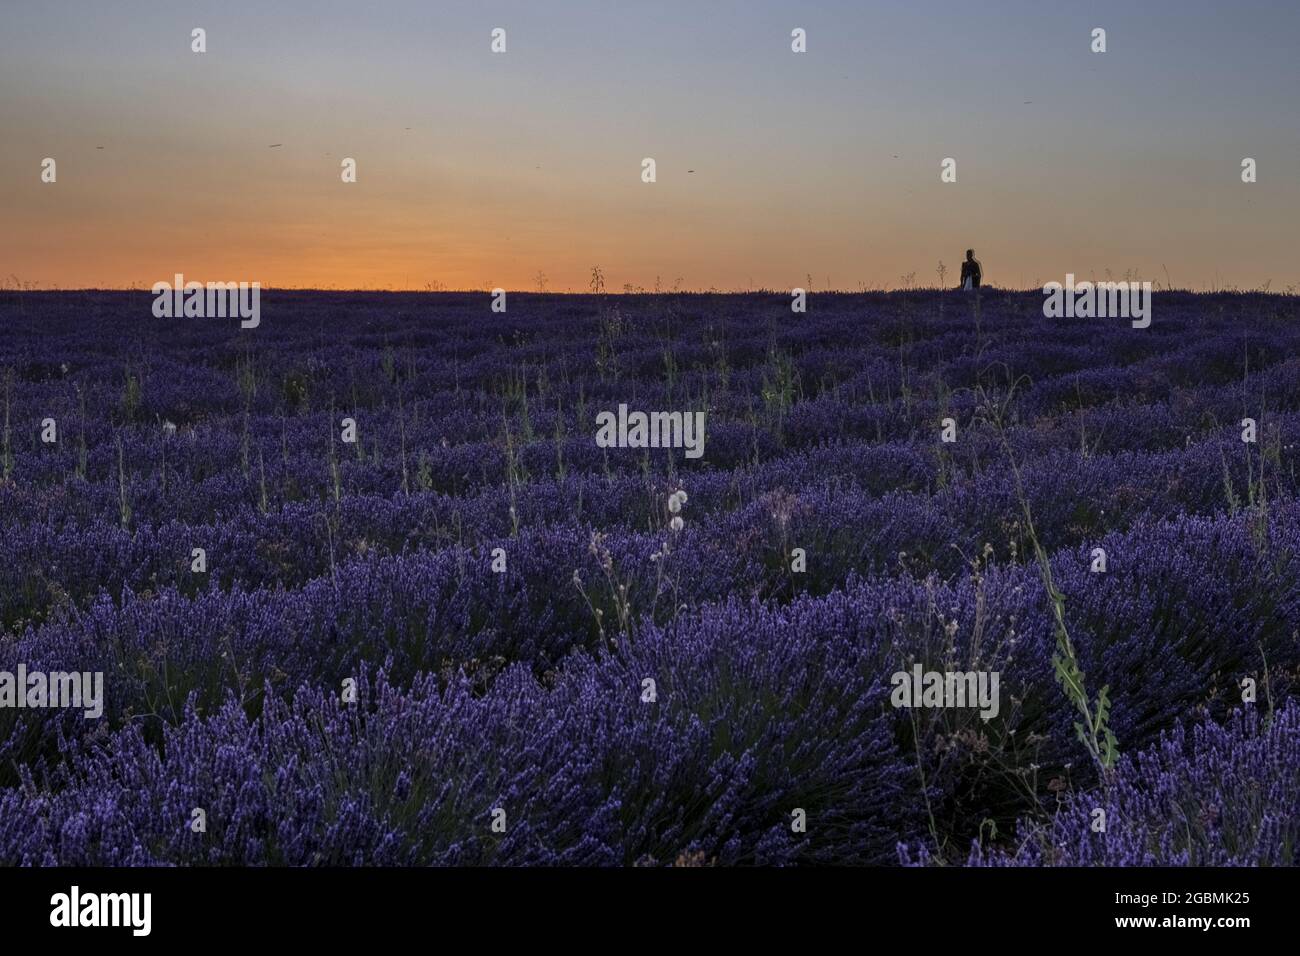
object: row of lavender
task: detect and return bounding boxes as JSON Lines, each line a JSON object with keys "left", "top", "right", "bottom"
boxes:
{"left": 0, "top": 289, "right": 1297, "bottom": 865}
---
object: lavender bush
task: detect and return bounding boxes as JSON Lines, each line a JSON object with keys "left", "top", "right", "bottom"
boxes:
{"left": 1, "top": 288, "right": 1297, "bottom": 865}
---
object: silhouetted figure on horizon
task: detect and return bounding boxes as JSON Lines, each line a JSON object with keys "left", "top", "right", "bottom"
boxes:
{"left": 959, "top": 249, "right": 982, "bottom": 290}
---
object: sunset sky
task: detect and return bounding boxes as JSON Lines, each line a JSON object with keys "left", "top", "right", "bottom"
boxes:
{"left": 2, "top": 0, "right": 1297, "bottom": 291}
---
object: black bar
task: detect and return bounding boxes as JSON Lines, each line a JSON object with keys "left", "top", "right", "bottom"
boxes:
{"left": 0, "top": 866, "right": 1289, "bottom": 941}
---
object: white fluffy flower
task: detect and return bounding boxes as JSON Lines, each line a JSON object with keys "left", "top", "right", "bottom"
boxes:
{"left": 670, "top": 516, "right": 683, "bottom": 532}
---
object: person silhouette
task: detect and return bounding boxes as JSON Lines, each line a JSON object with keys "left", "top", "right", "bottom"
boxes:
{"left": 959, "top": 249, "right": 982, "bottom": 290}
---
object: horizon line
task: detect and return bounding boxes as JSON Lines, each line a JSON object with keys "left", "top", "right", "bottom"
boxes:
{"left": 2, "top": 284, "right": 1293, "bottom": 297}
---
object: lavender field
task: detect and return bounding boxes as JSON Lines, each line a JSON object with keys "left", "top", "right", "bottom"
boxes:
{"left": 1, "top": 289, "right": 1298, "bottom": 866}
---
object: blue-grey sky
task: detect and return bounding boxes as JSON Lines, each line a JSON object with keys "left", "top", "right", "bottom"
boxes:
{"left": 2, "top": 0, "right": 1297, "bottom": 289}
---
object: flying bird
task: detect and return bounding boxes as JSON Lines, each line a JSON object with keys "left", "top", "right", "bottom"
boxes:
{"left": 268, "top": 144, "right": 282, "bottom": 148}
